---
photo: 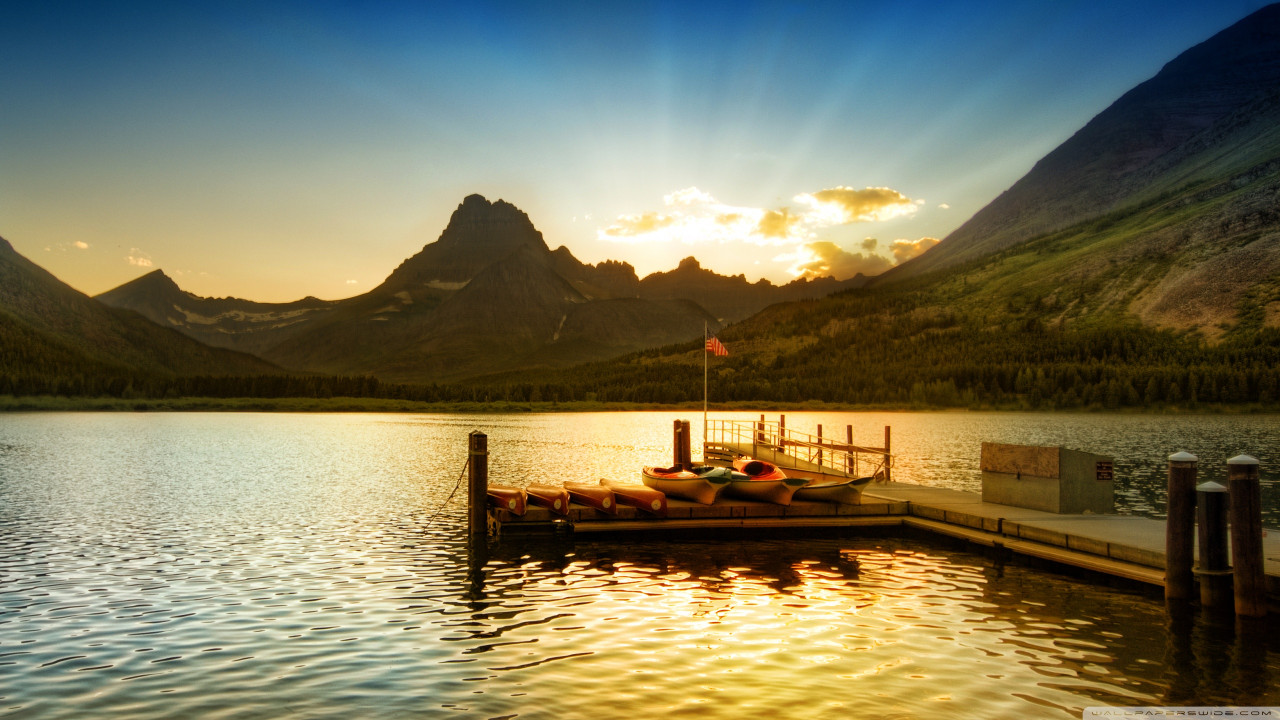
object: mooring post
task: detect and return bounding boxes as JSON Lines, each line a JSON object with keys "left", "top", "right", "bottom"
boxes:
{"left": 846, "top": 425, "right": 854, "bottom": 473}
{"left": 779, "top": 414, "right": 786, "bottom": 448}
{"left": 468, "top": 431, "right": 488, "bottom": 540}
{"left": 1195, "top": 480, "right": 1231, "bottom": 610}
{"left": 755, "top": 413, "right": 764, "bottom": 455}
{"left": 817, "top": 424, "right": 824, "bottom": 467}
{"left": 883, "top": 426, "right": 892, "bottom": 483}
{"left": 680, "top": 419, "right": 693, "bottom": 469}
{"left": 672, "top": 419, "right": 682, "bottom": 469}
{"left": 1164, "top": 452, "right": 1199, "bottom": 602}
{"left": 1227, "top": 455, "right": 1265, "bottom": 617}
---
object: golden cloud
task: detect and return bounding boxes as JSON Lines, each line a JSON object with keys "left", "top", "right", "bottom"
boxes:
{"left": 602, "top": 211, "right": 678, "bottom": 238}
{"left": 126, "top": 248, "right": 153, "bottom": 267}
{"left": 781, "top": 241, "right": 893, "bottom": 281}
{"left": 891, "top": 237, "right": 941, "bottom": 263}
{"left": 756, "top": 208, "right": 799, "bottom": 239}
{"left": 794, "top": 186, "right": 918, "bottom": 224}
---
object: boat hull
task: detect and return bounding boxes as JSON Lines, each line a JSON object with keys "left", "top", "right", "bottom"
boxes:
{"left": 564, "top": 483, "right": 617, "bottom": 515}
{"left": 640, "top": 467, "right": 729, "bottom": 505}
{"left": 526, "top": 484, "right": 571, "bottom": 516}
{"left": 486, "top": 485, "right": 527, "bottom": 516}
{"left": 601, "top": 478, "right": 668, "bottom": 516}
{"left": 723, "top": 477, "right": 810, "bottom": 505}
{"left": 792, "top": 476, "right": 874, "bottom": 505}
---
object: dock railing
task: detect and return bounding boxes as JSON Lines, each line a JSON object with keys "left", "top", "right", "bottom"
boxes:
{"left": 704, "top": 417, "right": 893, "bottom": 481}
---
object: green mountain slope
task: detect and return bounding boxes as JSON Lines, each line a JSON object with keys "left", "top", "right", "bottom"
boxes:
{"left": 885, "top": 3, "right": 1280, "bottom": 283}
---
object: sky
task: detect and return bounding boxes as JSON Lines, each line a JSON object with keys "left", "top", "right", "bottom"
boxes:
{"left": 1, "top": 0, "right": 1272, "bottom": 302}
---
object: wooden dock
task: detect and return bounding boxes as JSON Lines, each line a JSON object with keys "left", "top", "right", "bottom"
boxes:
{"left": 467, "top": 425, "right": 1280, "bottom": 611}
{"left": 489, "top": 480, "right": 1280, "bottom": 601}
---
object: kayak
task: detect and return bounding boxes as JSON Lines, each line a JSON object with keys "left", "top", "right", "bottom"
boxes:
{"left": 640, "top": 465, "right": 733, "bottom": 504}
{"left": 722, "top": 456, "right": 808, "bottom": 505}
{"left": 526, "top": 484, "right": 571, "bottom": 516}
{"left": 601, "top": 478, "right": 667, "bottom": 516}
{"left": 486, "top": 485, "right": 527, "bottom": 516}
{"left": 564, "top": 482, "right": 617, "bottom": 515}
{"left": 792, "top": 475, "right": 874, "bottom": 505}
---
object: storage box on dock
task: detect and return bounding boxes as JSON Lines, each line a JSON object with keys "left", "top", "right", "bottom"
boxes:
{"left": 980, "top": 442, "right": 1114, "bottom": 514}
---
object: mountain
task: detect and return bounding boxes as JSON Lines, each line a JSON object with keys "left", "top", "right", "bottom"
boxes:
{"left": 98, "top": 194, "right": 854, "bottom": 382}
{"left": 885, "top": 3, "right": 1280, "bottom": 286}
{"left": 636, "top": 257, "right": 862, "bottom": 323}
{"left": 0, "top": 236, "right": 279, "bottom": 389}
{"left": 96, "top": 269, "right": 337, "bottom": 356}
{"left": 506, "top": 5, "right": 1280, "bottom": 409}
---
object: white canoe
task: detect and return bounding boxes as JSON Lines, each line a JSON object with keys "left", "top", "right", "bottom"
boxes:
{"left": 792, "top": 476, "right": 874, "bottom": 505}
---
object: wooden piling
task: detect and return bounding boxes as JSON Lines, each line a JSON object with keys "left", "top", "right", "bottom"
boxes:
{"left": 1228, "top": 455, "right": 1266, "bottom": 617}
{"left": 817, "top": 424, "right": 823, "bottom": 467}
{"left": 1195, "top": 480, "right": 1231, "bottom": 610}
{"left": 883, "top": 426, "right": 892, "bottom": 483}
{"left": 846, "top": 425, "right": 854, "bottom": 473}
{"left": 468, "top": 431, "right": 488, "bottom": 540}
{"left": 673, "top": 419, "right": 683, "bottom": 469}
{"left": 680, "top": 420, "right": 693, "bottom": 469}
{"left": 1164, "top": 452, "right": 1198, "bottom": 602}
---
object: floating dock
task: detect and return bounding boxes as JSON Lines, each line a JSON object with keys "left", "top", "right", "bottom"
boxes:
{"left": 469, "top": 421, "right": 1280, "bottom": 611}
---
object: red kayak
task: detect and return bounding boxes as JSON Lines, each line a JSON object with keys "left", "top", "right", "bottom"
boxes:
{"left": 526, "top": 484, "right": 571, "bottom": 516}
{"left": 564, "top": 482, "right": 617, "bottom": 515}
{"left": 486, "top": 485, "right": 527, "bottom": 516}
{"left": 726, "top": 456, "right": 809, "bottom": 505}
{"left": 601, "top": 478, "right": 668, "bottom": 516}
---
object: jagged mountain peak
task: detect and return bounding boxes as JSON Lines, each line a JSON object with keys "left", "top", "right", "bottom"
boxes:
{"left": 381, "top": 193, "right": 551, "bottom": 290}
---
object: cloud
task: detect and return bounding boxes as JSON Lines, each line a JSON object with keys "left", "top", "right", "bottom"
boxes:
{"left": 778, "top": 241, "right": 893, "bottom": 280}
{"left": 938, "top": 203, "right": 951, "bottom": 209}
{"left": 600, "top": 183, "right": 918, "bottom": 250}
{"left": 601, "top": 210, "right": 678, "bottom": 238}
{"left": 793, "top": 186, "right": 918, "bottom": 224}
{"left": 860, "top": 237, "right": 879, "bottom": 252}
{"left": 890, "top": 237, "right": 941, "bottom": 263}
{"left": 126, "top": 248, "right": 153, "bottom": 267}
{"left": 756, "top": 208, "right": 799, "bottom": 239}
{"left": 74, "top": 241, "right": 89, "bottom": 250}
{"left": 599, "top": 187, "right": 803, "bottom": 246}
{"left": 346, "top": 279, "right": 358, "bottom": 285}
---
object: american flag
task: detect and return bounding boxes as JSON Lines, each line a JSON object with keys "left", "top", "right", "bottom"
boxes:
{"left": 705, "top": 336, "right": 728, "bottom": 357}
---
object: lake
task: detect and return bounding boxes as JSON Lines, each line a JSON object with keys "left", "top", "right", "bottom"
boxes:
{"left": 1, "top": 411, "right": 1277, "bottom": 718}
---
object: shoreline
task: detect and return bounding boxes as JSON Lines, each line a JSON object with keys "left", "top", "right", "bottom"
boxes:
{"left": 1, "top": 395, "right": 1277, "bottom": 414}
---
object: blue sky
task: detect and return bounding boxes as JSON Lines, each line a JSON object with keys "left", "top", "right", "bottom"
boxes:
{"left": 1, "top": 1, "right": 1271, "bottom": 300}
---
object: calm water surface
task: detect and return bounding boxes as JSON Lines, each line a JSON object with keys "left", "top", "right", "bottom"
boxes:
{"left": 1, "top": 411, "right": 1277, "bottom": 719}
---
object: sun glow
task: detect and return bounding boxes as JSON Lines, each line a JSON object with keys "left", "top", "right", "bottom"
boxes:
{"left": 599, "top": 186, "right": 938, "bottom": 281}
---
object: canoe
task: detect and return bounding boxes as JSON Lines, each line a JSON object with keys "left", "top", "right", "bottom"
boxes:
{"left": 564, "top": 482, "right": 617, "bottom": 515}
{"left": 792, "top": 475, "right": 874, "bottom": 505}
{"left": 640, "top": 466, "right": 732, "bottom": 505}
{"left": 601, "top": 478, "right": 668, "bottom": 516}
{"left": 526, "top": 484, "right": 571, "bottom": 516}
{"left": 486, "top": 485, "right": 527, "bottom": 516}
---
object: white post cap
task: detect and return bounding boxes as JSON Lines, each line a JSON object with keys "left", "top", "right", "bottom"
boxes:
{"left": 1227, "top": 455, "right": 1259, "bottom": 466}
{"left": 1168, "top": 451, "right": 1198, "bottom": 463}
{"left": 1196, "top": 481, "right": 1227, "bottom": 493}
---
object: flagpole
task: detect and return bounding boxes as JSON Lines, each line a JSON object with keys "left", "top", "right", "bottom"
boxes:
{"left": 703, "top": 321, "right": 708, "bottom": 454}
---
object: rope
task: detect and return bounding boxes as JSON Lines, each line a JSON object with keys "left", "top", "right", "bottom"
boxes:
{"left": 425, "top": 456, "right": 470, "bottom": 528}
